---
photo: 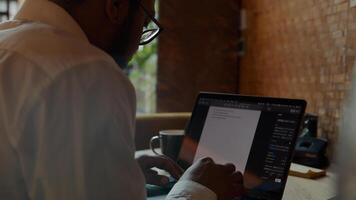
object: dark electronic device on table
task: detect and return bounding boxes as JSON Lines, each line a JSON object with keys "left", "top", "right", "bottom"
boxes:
{"left": 293, "top": 137, "right": 328, "bottom": 169}
{"left": 293, "top": 114, "right": 329, "bottom": 169}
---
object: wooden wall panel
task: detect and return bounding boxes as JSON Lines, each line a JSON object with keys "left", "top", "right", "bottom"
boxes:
{"left": 157, "top": 0, "right": 241, "bottom": 112}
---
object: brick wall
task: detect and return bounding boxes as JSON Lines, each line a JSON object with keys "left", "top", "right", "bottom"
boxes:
{"left": 240, "top": 0, "right": 355, "bottom": 155}
{"left": 346, "top": 5, "right": 356, "bottom": 96}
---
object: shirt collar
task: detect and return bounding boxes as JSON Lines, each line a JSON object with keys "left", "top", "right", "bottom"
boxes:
{"left": 14, "top": 0, "right": 89, "bottom": 43}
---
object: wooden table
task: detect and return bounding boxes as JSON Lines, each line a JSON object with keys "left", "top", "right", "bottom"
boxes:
{"left": 283, "top": 172, "right": 335, "bottom": 200}
{"left": 137, "top": 150, "right": 336, "bottom": 200}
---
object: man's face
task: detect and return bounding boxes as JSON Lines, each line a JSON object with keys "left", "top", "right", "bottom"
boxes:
{"left": 109, "top": 0, "right": 155, "bottom": 67}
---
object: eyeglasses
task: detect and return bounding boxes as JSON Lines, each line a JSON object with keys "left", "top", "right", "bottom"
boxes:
{"left": 137, "top": 1, "right": 163, "bottom": 45}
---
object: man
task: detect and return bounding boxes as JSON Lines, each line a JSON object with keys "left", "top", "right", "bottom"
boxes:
{"left": 0, "top": 0, "right": 244, "bottom": 199}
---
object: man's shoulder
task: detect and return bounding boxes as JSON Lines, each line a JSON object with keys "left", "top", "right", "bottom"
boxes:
{"left": 0, "top": 20, "right": 134, "bottom": 101}
{"left": 0, "top": 20, "right": 117, "bottom": 77}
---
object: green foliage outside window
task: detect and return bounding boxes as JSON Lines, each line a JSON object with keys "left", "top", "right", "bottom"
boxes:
{"left": 128, "top": 0, "right": 159, "bottom": 113}
{"left": 128, "top": 42, "right": 157, "bottom": 113}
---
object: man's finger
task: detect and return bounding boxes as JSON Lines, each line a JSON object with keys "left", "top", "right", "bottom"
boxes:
{"left": 199, "top": 157, "right": 214, "bottom": 164}
{"left": 142, "top": 155, "right": 184, "bottom": 179}
{"left": 231, "top": 172, "right": 243, "bottom": 183}
{"left": 232, "top": 183, "right": 245, "bottom": 197}
{"left": 223, "top": 163, "right": 236, "bottom": 174}
{"left": 145, "top": 169, "right": 159, "bottom": 177}
{"left": 146, "top": 173, "right": 170, "bottom": 187}
{"left": 214, "top": 163, "right": 236, "bottom": 175}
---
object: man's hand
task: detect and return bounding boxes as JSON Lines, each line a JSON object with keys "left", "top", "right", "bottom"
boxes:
{"left": 181, "top": 157, "right": 244, "bottom": 200}
{"left": 136, "top": 155, "right": 184, "bottom": 186}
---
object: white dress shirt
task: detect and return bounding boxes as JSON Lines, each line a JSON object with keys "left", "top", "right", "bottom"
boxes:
{"left": 0, "top": 0, "right": 216, "bottom": 199}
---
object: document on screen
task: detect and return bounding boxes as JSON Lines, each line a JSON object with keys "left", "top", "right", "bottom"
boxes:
{"left": 194, "top": 106, "right": 261, "bottom": 172}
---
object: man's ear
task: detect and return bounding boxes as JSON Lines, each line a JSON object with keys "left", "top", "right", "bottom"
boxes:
{"left": 105, "top": 0, "right": 128, "bottom": 25}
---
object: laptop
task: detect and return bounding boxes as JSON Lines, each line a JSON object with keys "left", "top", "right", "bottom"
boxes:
{"left": 148, "top": 92, "right": 307, "bottom": 200}
{"left": 148, "top": 93, "right": 306, "bottom": 200}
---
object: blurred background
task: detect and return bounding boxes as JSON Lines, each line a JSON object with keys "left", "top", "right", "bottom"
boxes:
{"left": 3, "top": 0, "right": 356, "bottom": 158}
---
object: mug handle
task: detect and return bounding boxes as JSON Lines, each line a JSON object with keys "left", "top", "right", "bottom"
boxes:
{"left": 150, "top": 136, "right": 162, "bottom": 156}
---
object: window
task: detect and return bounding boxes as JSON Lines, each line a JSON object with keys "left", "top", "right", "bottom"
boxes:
{"left": 128, "top": 40, "right": 158, "bottom": 114}
{"left": 0, "top": 0, "right": 19, "bottom": 21}
{"left": 128, "top": 1, "right": 160, "bottom": 114}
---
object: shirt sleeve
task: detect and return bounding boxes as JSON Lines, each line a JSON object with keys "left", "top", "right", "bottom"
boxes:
{"left": 17, "top": 62, "right": 146, "bottom": 200}
{"left": 166, "top": 180, "right": 217, "bottom": 200}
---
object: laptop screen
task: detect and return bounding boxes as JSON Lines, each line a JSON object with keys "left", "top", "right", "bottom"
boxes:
{"left": 177, "top": 93, "right": 306, "bottom": 200}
